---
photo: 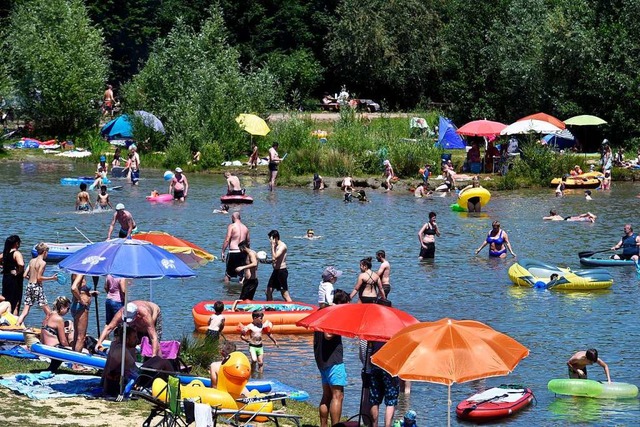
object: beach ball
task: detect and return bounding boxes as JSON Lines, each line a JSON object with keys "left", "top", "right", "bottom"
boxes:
{"left": 257, "top": 251, "right": 267, "bottom": 261}
{"left": 163, "top": 171, "right": 174, "bottom": 181}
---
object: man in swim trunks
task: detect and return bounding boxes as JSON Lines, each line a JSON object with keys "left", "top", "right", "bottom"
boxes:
{"left": 266, "top": 230, "right": 292, "bottom": 301}
{"left": 567, "top": 349, "right": 611, "bottom": 382}
{"left": 96, "top": 300, "right": 162, "bottom": 357}
{"left": 129, "top": 144, "right": 140, "bottom": 185}
{"left": 107, "top": 204, "right": 137, "bottom": 239}
{"left": 222, "top": 212, "right": 250, "bottom": 283}
{"left": 169, "top": 167, "right": 189, "bottom": 201}
{"left": 418, "top": 212, "right": 440, "bottom": 260}
{"left": 376, "top": 250, "right": 391, "bottom": 297}
{"left": 611, "top": 224, "right": 640, "bottom": 261}
{"left": 224, "top": 171, "right": 243, "bottom": 195}
{"left": 236, "top": 240, "right": 259, "bottom": 300}
{"left": 103, "top": 84, "right": 115, "bottom": 117}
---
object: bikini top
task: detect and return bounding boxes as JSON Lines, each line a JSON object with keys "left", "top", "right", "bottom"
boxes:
{"left": 486, "top": 230, "right": 504, "bottom": 245}
{"left": 359, "top": 271, "right": 378, "bottom": 295}
{"left": 424, "top": 223, "right": 436, "bottom": 235}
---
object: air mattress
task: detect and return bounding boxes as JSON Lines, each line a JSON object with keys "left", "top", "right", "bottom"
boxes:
{"left": 61, "top": 177, "right": 111, "bottom": 186}
{"left": 508, "top": 258, "right": 613, "bottom": 290}
{"left": 146, "top": 194, "right": 174, "bottom": 202}
{"left": 192, "top": 300, "right": 317, "bottom": 334}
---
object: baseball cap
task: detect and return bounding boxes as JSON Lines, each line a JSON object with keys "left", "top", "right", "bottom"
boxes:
{"left": 124, "top": 302, "right": 138, "bottom": 323}
{"left": 322, "top": 266, "right": 343, "bottom": 281}
{"left": 175, "top": 167, "right": 183, "bottom": 173}
{"left": 100, "top": 155, "right": 106, "bottom": 162}
{"left": 115, "top": 203, "right": 125, "bottom": 211}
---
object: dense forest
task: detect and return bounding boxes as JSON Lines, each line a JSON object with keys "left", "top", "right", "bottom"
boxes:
{"left": 1, "top": 0, "right": 640, "bottom": 153}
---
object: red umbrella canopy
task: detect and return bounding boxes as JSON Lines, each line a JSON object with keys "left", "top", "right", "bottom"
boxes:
{"left": 456, "top": 120, "right": 507, "bottom": 137}
{"left": 517, "top": 112, "right": 566, "bottom": 130}
{"left": 296, "top": 303, "right": 419, "bottom": 341}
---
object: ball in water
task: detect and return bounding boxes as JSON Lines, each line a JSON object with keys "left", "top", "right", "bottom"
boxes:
{"left": 163, "top": 171, "right": 174, "bottom": 181}
{"left": 257, "top": 251, "right": 267, "bottom": 261}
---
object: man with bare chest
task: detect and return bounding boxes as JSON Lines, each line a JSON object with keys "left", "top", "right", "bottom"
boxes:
{"left": 222, "top": 212, "right": 250, "bottom": 283}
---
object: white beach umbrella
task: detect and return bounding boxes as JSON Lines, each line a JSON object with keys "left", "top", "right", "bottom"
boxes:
{"left": 500, "top": 119, "right": 562, "bottom": 135}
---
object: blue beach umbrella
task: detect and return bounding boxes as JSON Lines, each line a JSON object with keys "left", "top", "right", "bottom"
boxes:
{"left": 59, "top": 238, "right": 196, "bottom": 279}
{"left": 59, "top": 238, "right": 195, "bottom": 395}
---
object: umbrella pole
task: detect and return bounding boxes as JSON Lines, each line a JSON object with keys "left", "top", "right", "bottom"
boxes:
{"left": 447, "top": 384, "right": 451, "bottom": 427}
{"left": 92, "top": 276, "right": 101, "bottom": 336}
{"left": 359, "top": 341, "right": 373, "bottom": 427}
{"left": 119, "top": 292, "right": 128, "bottom": 396}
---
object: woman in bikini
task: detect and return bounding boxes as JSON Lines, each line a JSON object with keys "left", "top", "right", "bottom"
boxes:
{"left": 70, "top": 274, "right": 98, "bottom": 368}
{"left": 41, "top": 296, "right": 72, "bottom": 372}
{"left": 350, "top": 257, "right": 386, "bottom": 303}
{"left": 475, "top": 221, "right": 516, "bottom": 258}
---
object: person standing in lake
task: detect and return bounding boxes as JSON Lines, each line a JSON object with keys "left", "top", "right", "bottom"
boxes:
{"left": 266, "top": 230, "right": 291, "bottom": 301}
{"left": 1, "top": 235, "right": 24, "bottom": 315}
{"left": 222, "top": 212, "right": 250, "bottom": 284}
{"left": 315, "top": 289, "right": 351, "bottom": 427}
{"left": 169, "top": 167, "right": 189, "bottom": 201}
{"left": 236, "top": 240, "right": 259, "bottom": 300}
{"left": 376, "top": 250, "right": 391, "bottom": 298}
{"left": 418, "top": 212, "right": 440, "bottom": 260}
{"left": 268, "top": 142, "right": 281, "bottom": 191}
{"left": 350, "top": 257, "right": 385, "bottom": 303}
{"left": 129, "top": 144, "right": 141, "bottom": 185}
{"left": 475, "top": 220, "right": 516, "bottom": 258}
{"left": 107, "top": 204, "right": 137, "bottom": 239}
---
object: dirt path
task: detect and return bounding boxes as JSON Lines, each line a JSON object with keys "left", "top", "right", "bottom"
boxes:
{"left": 268, "top": 112, "right": 412, "bottom": 121}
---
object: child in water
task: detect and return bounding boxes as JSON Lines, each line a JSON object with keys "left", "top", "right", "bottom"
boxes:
{"left": 206, "top": 300, "right": 226, "bottom": 342}
{"left": 150, "top": 189, "right": 159, "bottom": 198}
{"left": 75, "top": 183, "right": 93, "bottom": 211}
{"left": 240, "top": 310, "right": 278, "bottom": 373}
{"left": 96, "top": 185, "right": 113, "bottom": 210}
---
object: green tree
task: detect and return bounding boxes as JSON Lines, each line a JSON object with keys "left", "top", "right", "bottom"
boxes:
{"left": 85, "top": 0, "right": 164, "bottom": 86}
{"left": 326, "top": 0, "right": 443, "bottom": 107}
{"left": 123, "top": 9, "right": 279, "bottom": 162}
{"left": 4, "top": 0, "right": 108, "bottom": 136}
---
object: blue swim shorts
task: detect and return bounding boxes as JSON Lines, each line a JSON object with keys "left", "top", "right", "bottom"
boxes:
{"left": 319, "top": 363, "right": 347, "bottom": 387}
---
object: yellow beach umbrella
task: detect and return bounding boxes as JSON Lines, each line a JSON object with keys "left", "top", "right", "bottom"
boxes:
{"left": 235, "top": 113, "right": 270, "bottom": 136}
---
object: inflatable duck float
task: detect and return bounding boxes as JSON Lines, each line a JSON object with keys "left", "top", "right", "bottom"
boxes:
{"left": 152, "top": 351, "right": 273, "bottom": 414}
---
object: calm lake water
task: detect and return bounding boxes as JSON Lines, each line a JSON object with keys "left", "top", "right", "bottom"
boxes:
{"left": 4, "top": 159, "right": 640, "bottom": 425}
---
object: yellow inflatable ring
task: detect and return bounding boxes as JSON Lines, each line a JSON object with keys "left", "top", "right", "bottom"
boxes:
{"left": 457, "top": 187, "right": 491, "bottom": 210}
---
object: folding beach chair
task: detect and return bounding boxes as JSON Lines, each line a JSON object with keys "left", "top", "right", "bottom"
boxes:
{"left": 133, "top": 375, "right": 199, "bottom": 427}
{"left": 213, "top": 392, "right": 302, "bottom": 427}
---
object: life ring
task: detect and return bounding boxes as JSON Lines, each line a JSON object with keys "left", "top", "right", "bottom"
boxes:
{"left": 457, "top": 187, "right": 491, "bottom": 211}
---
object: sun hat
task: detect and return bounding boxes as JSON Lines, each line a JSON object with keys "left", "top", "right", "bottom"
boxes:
{"left": 124, "top": 302, "right": 138, "bottom": 323}
{"left": 322, "top": 266, "right": 343, "bottom": 281}
{"left": 115, "top": 203, "right": 125, "bottom": 211}
{"left": 175, "top": 167, "right": 183, "bottom": 173}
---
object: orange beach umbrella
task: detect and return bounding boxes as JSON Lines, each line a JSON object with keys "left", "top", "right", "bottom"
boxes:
{"left": 371, "top": 318, "right": 529, "bottom": 426}
{"left": 132, "top": 231, "right": 215, "bottom": 268}
{"left": 517, "top": 112, "right": 566, "bottom": 129}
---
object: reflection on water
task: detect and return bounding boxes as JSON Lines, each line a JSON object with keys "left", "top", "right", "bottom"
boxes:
{"left": 3, "top": 161, "right": 640, "bottom": 424}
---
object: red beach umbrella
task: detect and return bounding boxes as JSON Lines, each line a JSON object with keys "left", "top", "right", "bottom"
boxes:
{"left": 456, "top": 120, "right": 507, "bottom": 137}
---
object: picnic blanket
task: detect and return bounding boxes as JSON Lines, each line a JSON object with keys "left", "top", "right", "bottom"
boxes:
{"left": 0, "top": 344, "right": 39, "bottom": 359}
{"left": 0, "top": 372, "right": 102, "bottom": 399}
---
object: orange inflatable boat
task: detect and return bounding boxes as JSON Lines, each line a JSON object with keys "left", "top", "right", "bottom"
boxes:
{"left": 192, "top": 300, "right": 318, "bottom": 334}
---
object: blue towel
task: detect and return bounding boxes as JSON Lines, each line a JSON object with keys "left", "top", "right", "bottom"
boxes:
{"left": 0, "top": 345, "right": 39, "bottom": 359}
{"left": 0, "top": 373, "right": 101, "bottom": 399}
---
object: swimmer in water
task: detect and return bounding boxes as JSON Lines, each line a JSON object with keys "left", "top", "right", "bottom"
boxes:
{"left": 213, "top": 204, "right": 230, "bottom": 214}
{"left": 304, "top": 229, "right": 321, "bottom": 240}
{"left": 543, "top": 210, "right": 597, "bottom": 223}
{"left": 96, "top": 185, "right": 113, "bottom": 210}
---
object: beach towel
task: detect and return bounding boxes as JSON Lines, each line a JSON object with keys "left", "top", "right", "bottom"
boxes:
{"left": 0, "top": 344, "right": 39, "bottom": 359}
{"left": 0, "top": 373, "right": 101, "bottom": 399}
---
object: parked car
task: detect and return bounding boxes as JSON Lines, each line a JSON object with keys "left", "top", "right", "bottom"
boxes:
{"left": 356, "top": 99, "right": 381, "bottom": 112}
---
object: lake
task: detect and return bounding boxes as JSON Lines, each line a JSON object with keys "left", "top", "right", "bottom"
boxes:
{"left": 4, "top": 159, "right": 640, "bottom": 425}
